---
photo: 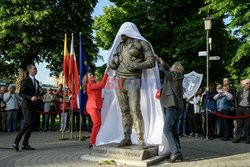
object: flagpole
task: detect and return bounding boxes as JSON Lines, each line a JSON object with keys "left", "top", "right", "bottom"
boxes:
{"left": 70, "top": 75, "right": 74, "bottom": 140}
{"left": 60, "top": 33, "right": 68, "bottom": 141}
{"left": 79, "top": 115, "right": 82, "bottom": 141}
{"left": 62, "top": 73, "right": 65, "bottom": 139}
{"left": 78, "top": 32, "right": 82, "bottom": 141}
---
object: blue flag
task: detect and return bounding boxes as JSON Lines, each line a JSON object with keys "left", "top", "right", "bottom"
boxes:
{"left": 79, "top": 32, "right": 88, "bottom": 116}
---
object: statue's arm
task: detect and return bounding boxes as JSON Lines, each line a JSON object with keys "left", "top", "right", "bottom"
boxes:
{"left": 135, "top": 41, "right": 155, "bottom": 69}
{"left": 109, "top": 44, "right": 121, "bottom": 70}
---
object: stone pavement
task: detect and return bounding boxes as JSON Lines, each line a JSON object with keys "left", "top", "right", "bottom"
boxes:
{"left": 0, "top": 131, "right": 250, "bottom": 167}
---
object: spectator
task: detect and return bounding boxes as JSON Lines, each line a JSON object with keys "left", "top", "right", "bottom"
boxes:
{"left": 68, "top": 89, "right": 80, "bottom": 131}
{"left": 187, "top": 88, "right": 202, "bottom": 137}
{"left": 59, "top": 89, "right": 70, "bottom": 131}
{"left": 0, "top": 86, "right": 7, "bottom": 132}
{"left": 223, "top": 78, "right": 236, "bottom": 98}
{"left": 3, "top": 85, "right": 21, "bottom": 132}
{"left": 214, "top": 84, "right": 223, "bottom": 138}
{"left": 202, "top": 83, "right": 217, "bottom": 140}
{"left": 233, "top": 79, "right": 246, "bottom": 141}
{"left": 233, "top": 79, "right": 250, "bottom": 144}
{"left": 37, "top": 95, "right": 45, "bottom": 130}
{"left": 43, "top": 88, "right": 56, "bottom": 131}
{"left": 214, "top": 86, "right": 233, "bottom": 141}
{"left": 223, "top": 77, "right": 236, "bottom": 136}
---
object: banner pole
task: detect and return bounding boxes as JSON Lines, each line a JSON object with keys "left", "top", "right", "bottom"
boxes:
{"left": 79, "top": 114, "right": 82, "bottom": 141}
{"left": 70, "top": 108, "right": 73, "bottom": 139}
{"left": 62, "top": 74, "right": 65, "bottom": 139}
{"left": 70, "top": 75, "right": 74, "bottom": 140}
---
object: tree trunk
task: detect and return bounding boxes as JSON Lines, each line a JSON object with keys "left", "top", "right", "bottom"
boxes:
{"left": 15, "top": 68, "right": 27, "bottom": 93}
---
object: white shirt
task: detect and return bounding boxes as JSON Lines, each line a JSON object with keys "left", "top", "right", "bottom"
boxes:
{"left": 3, "top": 92, "right": 21, "bottom": 111}
{"left": 193, "top": 95, "right": 201, "bottom": 114}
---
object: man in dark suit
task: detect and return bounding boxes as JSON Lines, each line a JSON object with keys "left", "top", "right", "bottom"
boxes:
{"left": 156, "top": 55, "right": 184, "bottom": 163}
{"left": 13, "top": 63, "right": 40, "bottom": 151}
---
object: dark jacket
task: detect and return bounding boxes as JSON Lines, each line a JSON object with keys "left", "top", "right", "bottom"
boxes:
{"left": 203, "top": 91, "right": 217, "bottom": 112}
{"left": 159, "top": 62, "right": 184, "bottom": 109}
{"left": 236, "top": 89, "right": 250, "bottom": 108}
{"left": 19, "top": 77, "right": 40, "bottom": 113}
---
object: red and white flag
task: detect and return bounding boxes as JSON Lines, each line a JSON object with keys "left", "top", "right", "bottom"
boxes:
{"left": 69, "top": 33, "right": 79, "bottom": 109}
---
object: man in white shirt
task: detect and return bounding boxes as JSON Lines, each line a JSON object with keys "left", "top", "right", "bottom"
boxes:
{"left": 4, "top": 84, "right": 21, "bottom": 132}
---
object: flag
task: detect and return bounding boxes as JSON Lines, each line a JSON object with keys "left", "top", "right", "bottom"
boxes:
{"left": 69, "top": 33, "right": 79, "bottom": 109}
{"left": 63, "top": 34, "right": 70, "bottom": 85}
{"left": 79, "top": 32, "right": 89, "bottom": 116}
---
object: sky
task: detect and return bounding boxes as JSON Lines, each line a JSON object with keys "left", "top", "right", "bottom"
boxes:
{"left": 36, "top": 0, "right": 113, "bottom": 85}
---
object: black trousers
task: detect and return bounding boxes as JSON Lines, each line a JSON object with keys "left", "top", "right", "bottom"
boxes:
{"left": 188, "top": 113, "right": 200, "bottom": 134}
{"left": 234, "top": 107, "right": 250, "bottom": 141}
{"left": 82, "top": 114, "right": 92, "bottom": 132}
{"left": 220, "top": 110, "right": 231, "bottom": 139}
{"left": 15, "top": 110, "right": 35, "bottom": 145}
{"left": 202, "top": 112, "right": 215, "bottom": 138}
{"left": 73, "top": 112, "right": 80, "bottom": 131}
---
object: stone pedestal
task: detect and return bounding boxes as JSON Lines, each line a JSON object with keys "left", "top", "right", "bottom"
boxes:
{"left": 81, "top": 143, "right": 168, "bottom": 166}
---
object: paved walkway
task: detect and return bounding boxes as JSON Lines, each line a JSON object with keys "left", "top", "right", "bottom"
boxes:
{"left": 0, "top": 131, "right": 250, "bottom": 167}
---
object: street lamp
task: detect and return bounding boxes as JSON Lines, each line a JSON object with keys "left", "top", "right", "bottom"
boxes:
{"left": 204, "top": 15, "right": 212, "bottom": 140}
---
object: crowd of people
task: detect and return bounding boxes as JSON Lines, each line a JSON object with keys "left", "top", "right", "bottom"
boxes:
{"left": 0, "top": 82, "right": 92, "bottom": 134}
{"left": 177, "top": 78, "right": 250, "bottom": 144}
{"left": 0, "top": 68, "right": 249, "bottom": 147}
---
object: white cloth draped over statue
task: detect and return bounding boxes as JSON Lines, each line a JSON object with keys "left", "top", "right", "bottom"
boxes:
{"left": 96, "top": 22, "right": 170, "bottom": 155}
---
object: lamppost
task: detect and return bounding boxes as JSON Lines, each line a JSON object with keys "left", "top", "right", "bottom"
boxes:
{"left": 204, "top": 15, "right": 212, "bottom": 140}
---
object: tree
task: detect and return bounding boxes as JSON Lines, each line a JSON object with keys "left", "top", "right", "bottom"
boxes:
{"left": 0, "top": 55, "right": 17, "bottom": 81}
{"left": 0, "top": 0, "right": 98, "bottom": 89}
{"left": 95, "top": 64, "right": 107, "bottom": 81}
{"left": 94, "top": 0, "right": 239, "bottom": 84}
{"left": 201, "top": 0, "right": 250, "bottom": 81}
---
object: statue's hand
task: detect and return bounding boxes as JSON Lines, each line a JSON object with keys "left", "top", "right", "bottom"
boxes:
{"left": 126, "top": 63, "right": 138, "bottom": 71}
{"left": 109, "top": 55, "right": 120, "bottom": 70}
{"left": 114, "top": 55, "right": 119, "bottom": 65}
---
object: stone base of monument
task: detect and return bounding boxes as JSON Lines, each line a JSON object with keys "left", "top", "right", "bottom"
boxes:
{"left": 81, "top": 143, "right": 169, "bottom": 166}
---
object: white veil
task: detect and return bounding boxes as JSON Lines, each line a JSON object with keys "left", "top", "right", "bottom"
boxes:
{"left": 96, "top": 22, "right": 170, "bottom": 155}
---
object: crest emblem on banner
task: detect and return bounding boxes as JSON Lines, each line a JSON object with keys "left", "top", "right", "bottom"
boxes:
{"left": 183, "top": 71, "right": 203, "bottom": 99}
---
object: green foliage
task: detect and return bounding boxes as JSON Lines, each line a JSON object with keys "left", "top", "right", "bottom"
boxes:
{"left": 94, "top": 0, "right": 239, "bottom": 85}
{"left": 227, "top": 42, "right": 250, "bottom": 81}
{"left": 0, "top": 55, "right": 17, "bottom": 80}
{"left": 201, "top": 0, "right": 250, "bottom": 82}
{"left": 94, "top": 6, "right": 128, "bottom": 50}
{"left": 94, "top": 64, "right": 106, "bottom": 81}
{"left": 0, "top": 0, "right": 98, "bottom": 77}
{"left": 201, "top": 0, "right": 249, "bottom": 40}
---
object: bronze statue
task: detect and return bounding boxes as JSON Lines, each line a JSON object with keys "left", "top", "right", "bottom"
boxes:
{"left": 109, "top": 34, "right": 155, "bottom": 149}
